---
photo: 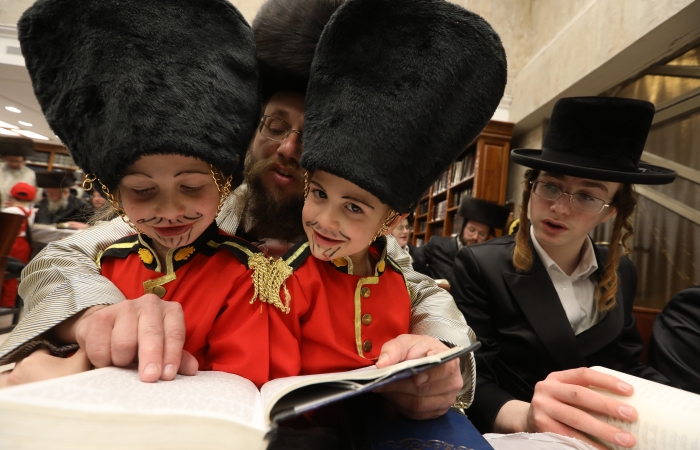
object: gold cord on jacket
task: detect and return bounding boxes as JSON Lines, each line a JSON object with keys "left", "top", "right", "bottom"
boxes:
{"left": 248, "top": 253, "right": 293, "bottom": 314}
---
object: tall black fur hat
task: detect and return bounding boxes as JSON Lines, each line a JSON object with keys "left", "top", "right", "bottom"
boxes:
{"left": 253, "top": 0, "right": 344, "bottom": 103}
{"left": 458, "top": 197, "right": 510, "bottom": 230}
{"left": 0, "top": 136, "right": 35, "bottom": 157}
{"left": 511, "top": 97, "right": 677, "bottom": 184}
{"left": 19, "top": 0, "right": 260, "bottom": 190}
{"left": 36, "top": 171, "right": 76, "bottom": 189}
{"left": 301, "top": 0, "right": 507, "bottom": 213}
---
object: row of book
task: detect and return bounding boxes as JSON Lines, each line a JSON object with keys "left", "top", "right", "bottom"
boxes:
{"left": 432, "top": 170, "right": 450, "bottom": 194}
{"left": 452, "top": 153, "right": 476, "bottom": 184}
{"left": 433, "top": 200, "right": 448, "bottom": 220}
{"left": 453, "top": 188, "right": 473, "bottom": 209}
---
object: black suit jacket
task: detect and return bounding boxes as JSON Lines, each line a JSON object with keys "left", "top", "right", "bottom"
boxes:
{"left": 412, "top": 236, "right": 460, "bottom": 285}
{"left": 34, "top": 194, "right": 88, "bottom": 225}
{"left": 649, "top": 286, "right": 700, "bottom": 394}
{"left": 452, "top": 235, "right": 671, "bottom": 433}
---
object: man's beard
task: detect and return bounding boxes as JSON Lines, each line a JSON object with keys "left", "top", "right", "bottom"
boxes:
{"left": 242, "top": 153, "right": 305, "bottom": 242}
{"left": 47, "top": 196, "right": 68, "bottom": 214}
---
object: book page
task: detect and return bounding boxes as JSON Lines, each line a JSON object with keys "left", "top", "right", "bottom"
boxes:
{"left": 0, "top": 367, "right": 267, "bottom": 431}
{"left": 260, "top": 345, "right": 473, "bottom": 425}
{"left": 589, "top": 366, "right": 700, "bottom": 450}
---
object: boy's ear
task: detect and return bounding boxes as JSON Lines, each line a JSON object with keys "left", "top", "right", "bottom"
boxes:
{"left": 383, "top": 213, "right": 409, "bottom": 235}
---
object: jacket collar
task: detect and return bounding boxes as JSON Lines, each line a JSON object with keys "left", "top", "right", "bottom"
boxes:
{"left": 502, "top": 238, "right": 624, "bottom": 368}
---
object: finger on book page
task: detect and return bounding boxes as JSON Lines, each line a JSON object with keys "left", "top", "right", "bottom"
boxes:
{"left": 176, "top": 350, "right": 198, "bottom": 377}
{"left": 136, "top": 295, "right": 168, "bottom": 382}
{"left": 376, "top": 334, "right": 448, "bottom": 369}
{"left": 159, "top": 303, "right": 187, "bottom": 381}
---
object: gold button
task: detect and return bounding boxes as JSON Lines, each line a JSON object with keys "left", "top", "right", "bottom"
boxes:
{"left": 363, "top": 340, "right": 372, "bottom": 353}
{"left": 152, "top": 286, "right": 166, "bottom": 298}
{"left": 360, "top": 287, "right": 371, "bottom": 298}
{"left": 362, "top": 314, "right": 373, "bottom": 326}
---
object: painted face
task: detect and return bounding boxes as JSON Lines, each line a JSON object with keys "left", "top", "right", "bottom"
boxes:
{"left": 462, "top": 220, "right": 490, "bottom": 245}
{"left": 118, "top": 155, "right": 220, "bottom": 253}
{"left": 303, "top": 171, "right": 397, "bottom": 264}
{"left": 529, "top": 172, "right": 619, "bottom": 255}
{"left": 245, "top": 91, "right": 305, "bottom": 203}
{"left": 391, "top": 218, "right": 411, "bottom": 248}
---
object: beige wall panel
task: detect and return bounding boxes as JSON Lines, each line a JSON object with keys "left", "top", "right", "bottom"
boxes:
{"left": 0, "top": 0, "right": 34, "bottom": 26}
{"left": 511, "top": 0, "right": 700, "bottom": 129}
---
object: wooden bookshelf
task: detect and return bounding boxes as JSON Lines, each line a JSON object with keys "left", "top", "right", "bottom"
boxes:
{"left": 25, "top": 142, "right": 78, "bottom": 173}
{"left": 411, "top": 120, "right": 513, "bottom": 246}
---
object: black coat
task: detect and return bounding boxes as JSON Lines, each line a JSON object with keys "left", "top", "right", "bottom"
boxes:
{"left": 649, "top": 286, "right": 700, "bottom": 394}
{"left": 34, "top": 194, "right": 88, "bottom": 224}
{"left": 452, "top": 235, "right": 671, "bottom": 433}
{"left": 412, "top": 236, "right": 460, "bottom": 285}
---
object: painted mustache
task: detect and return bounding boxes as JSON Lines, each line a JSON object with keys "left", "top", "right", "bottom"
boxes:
{"left": 137, "top": 213, "right": 203, "bottom": 225}
{"left": 306, "top": 221, "right": 349, "bottom": 259}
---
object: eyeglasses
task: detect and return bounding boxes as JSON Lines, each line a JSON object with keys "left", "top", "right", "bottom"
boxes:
{"left": 395, "top": 225, "right": 413, "bottom": 232}
{"left": 259, "top": 115, "right": 302, "bottom": 144}
{"left": 531, "top": 181, "right": 610, "bottom": 213}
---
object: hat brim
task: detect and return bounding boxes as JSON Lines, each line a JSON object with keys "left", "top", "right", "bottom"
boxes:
{"left": 511, "top": 149, "right": 677, "bottom": 185}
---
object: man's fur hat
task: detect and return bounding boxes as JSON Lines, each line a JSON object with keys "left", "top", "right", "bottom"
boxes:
{"left": 253, "top": 0, "right": 344, "bottom": 102}
{"left": 36, "top": 171, "right": 76, "bottom": 189}
{"left": 458, "top": 196, "right": 510, "bottom": 230}
{"left": 19, "top": 0, "right": 260, "bottom": 190}
{"left": 301, "top": 0, "right": 507, "bottom": 213}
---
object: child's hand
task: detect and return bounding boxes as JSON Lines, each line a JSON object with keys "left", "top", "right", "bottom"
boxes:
{"left": 0, "top": 348, "right": 92, "bottom": 388}
{"left": 373, "top": 334, "right": 462, "bottom": 420}
{"left": 73, "top": 294, "right": 198, "bottom": 382}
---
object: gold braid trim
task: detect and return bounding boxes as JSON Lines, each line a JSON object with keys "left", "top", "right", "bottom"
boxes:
{"left": 248, "top": 253, "right": 294, "bottom": 314}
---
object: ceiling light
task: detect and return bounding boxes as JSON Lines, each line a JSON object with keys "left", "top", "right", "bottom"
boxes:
{"left": 0, "top": 120, "right": 18, "bottom": 129}
{"left": 5, "top": 106, "right": 21, "bottom": 113}
{"left": 18, "top": 121, "right": 32, "bottom": 127}
{"left": 0, "top": 128, "right": 20, "bottom": 136}
{"left": 14, "top": 130, "right": 49, "bottom": 140}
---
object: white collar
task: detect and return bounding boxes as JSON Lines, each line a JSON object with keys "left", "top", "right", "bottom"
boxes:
{"left": 530, "top": 226, "right": 598, "bottom": 280}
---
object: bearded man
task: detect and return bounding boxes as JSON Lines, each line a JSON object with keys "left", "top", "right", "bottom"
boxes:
{"left": 33, "top": 172, "right": 87, "bottom": 224}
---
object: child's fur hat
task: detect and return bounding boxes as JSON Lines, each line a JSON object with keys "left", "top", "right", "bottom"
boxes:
{"left": 301, "top": 0, "right": 507, "bottom": 213}
{"left": 19, "top": 0, "right": 260, "bottom": 190}
{"left": 253, "top": 0, "right": 344, "bottom": 103}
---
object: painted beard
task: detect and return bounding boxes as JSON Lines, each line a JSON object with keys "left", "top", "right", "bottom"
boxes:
{"left": 243, "top": 155, "right": 305, "bottom": 242}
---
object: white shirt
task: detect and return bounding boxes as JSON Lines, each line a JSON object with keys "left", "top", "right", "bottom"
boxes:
{"left": 530, "top": 227, "right": 600, "bottom": 335}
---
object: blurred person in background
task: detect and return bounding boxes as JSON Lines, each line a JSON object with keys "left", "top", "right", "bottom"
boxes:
{"left": 0, "top": 137, "right": 37, "bottom": 207}
{"left": 34, "top": 172, "right": 87, "bottom": 225}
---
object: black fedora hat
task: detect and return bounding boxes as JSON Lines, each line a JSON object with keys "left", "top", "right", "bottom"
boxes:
{"left": 0, "top": 136, "right": 36, "bottom": 157}
{"left": 458, "top": 197, "right": 510, "bottom": 230}
{"left": 36, "top": 171, "right": 76, "bottom": 189}
{"left": 511, "top": 97, "right": 677, "bottom": 185}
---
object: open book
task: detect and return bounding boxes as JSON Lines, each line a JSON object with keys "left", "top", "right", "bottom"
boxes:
{"left": 590, "top": 366, "right": 700, "bottom": 450}
{"left": 0, "top": 344, "right": 476, "bottom": 450}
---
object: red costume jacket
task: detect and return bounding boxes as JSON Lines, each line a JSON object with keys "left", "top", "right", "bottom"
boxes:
{"left": 100, "top": 224, "right": 410, "bottom": 386}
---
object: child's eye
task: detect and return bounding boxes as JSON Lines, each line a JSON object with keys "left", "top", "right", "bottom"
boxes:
{"left": 312, "top": 189, "right": 327, "bottom": 199}
{"left": 132, "top": 188, "right": 153, "bottom": 196}
{"left": 182, "top": 185, "right": 203, "bottom": 193}
{"left": 346, "top": 203, "right": 363, "bottom": 214}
